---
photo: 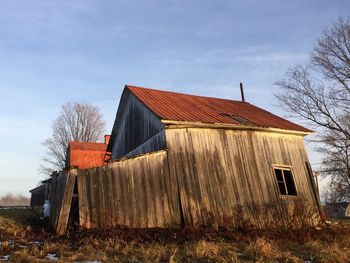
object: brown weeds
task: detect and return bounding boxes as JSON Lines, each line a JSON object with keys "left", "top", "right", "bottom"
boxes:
{"left": 1, "top": 208, "right": 350, "bottom": 262}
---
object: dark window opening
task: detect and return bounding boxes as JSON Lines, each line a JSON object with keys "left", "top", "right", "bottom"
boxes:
{"left": 273, "top": 167, "right": 297, "bottom": 196}
{"left": 69, "top": 177, "right": 79, "bottom": 230}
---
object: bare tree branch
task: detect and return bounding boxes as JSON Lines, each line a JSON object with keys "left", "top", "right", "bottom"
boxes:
{"left": 275, "top": 17, "right": 350, "bottom": 201}
{"left": 40, "top": 102, "right": 106, "bottom": 175}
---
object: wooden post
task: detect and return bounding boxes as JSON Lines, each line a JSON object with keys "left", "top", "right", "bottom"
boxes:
{"left": 56, "top": 170, "right": 77, "bottom": 235}
{"left": 313, "top": 171, "right": 320, "bottom": 199}
{"left": 306, "top": 162, "right": 323, "bottom": 218}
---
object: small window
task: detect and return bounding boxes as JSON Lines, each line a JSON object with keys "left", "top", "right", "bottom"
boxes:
{"left": 273, "top": 167, "right": 297, "bottom": 196}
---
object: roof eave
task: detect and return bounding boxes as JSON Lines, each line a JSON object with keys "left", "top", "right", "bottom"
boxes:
{"left": 161, "top": 119, "right": 314, "bottom": 137}
{"left": 29, "top": 184, "right": 46, "bottom": 193}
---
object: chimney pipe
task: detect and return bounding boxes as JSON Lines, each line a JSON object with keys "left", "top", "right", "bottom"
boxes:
{"left": 240, "top": 82, "right": 245, "bottom": 102}
{"left": 104, "top": 135, "right": 111, "bottom": 145}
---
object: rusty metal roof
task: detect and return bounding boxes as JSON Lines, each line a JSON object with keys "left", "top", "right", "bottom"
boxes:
{"left": 68, "top": 141, "right": 107, "bottom": 169}
{"left": 69, "top": 141, "right": 107, "bottom": 151}
{"left": 127, "top": 85, "right": 312, "bottom": 133}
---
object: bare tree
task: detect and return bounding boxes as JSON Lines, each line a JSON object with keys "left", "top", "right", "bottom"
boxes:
{"left": 318, "top": 127, "right": 350, "bottom": 201}
{"left": 41, "top": 102, "right": 106, "bottom": 174}
{"left": 275, "top": 17, "right": 350, "bottom": 201}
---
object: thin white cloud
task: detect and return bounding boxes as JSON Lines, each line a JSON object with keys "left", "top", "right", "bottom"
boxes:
{"left": 236, "top": 53, "right": 308, "bottom": 64}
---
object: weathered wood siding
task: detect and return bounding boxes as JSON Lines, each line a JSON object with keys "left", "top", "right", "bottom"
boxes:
{"left": 166, "top": 128, "right": 320, "bottom": 227}
{"left": 55, "top": 171, "right": 77, "bottom": 235}
{"left": 30, "top": 185, "right": 46, "bottom": 207}
{"left": 51, "top": 126, "right": 320, "bottom": 233}
{"left": 110, "top": 89, "right": 166, "bottom": 159}
{"left": 77, "top": 151, "right": 181, "bottom": 229}
{"left": 49, "top": 172, "right": 68, "bottom": 229}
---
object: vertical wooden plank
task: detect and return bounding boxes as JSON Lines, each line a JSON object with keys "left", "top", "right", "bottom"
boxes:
{"left": 106, "top": 165, "right": 116, "bottom": 228}
{"left": 127, "top": 159, "right": 137, "bottom": 227}
{"left": 93, "top": 168, "right": 101, "bottom": 228}
{"left": 85, "top": 170, "right": 92, "bottom": 228}
{"left": 50, "top": 172, "right": 68, "bottom": 230}
{"left": 138, "top": 157, "right": 149, "bottom": 227}
{"left": 83, "top": 170, "right": 91, "bottom": 228}
{"left": 88, "top": 169, "right": 96, "bottom": 228}
{"left": 120, "top": 161, "right": 131, "bottom": 226}
{"left": 77, "top": 170, "right": 85, "bottom": 228}
{"left": 149, "top": 155, "right": 163, "bottom": 227}
{"left": 97, "top": 167, "right": 106, "bottom": 228}
{"left": 111, "top": 163, "right": 123, "bottom": 226}
{"left": 164, "top": 149, "right": 182, "bottom": 227}
{"left": 143, "top": 156, "right": 155, "bottom": 227}
{"left": 56, "top": 171, "right": 77, "bottom": 235}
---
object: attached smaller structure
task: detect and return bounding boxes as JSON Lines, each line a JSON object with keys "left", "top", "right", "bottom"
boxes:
{"left": 29, "top": 178, "right": 51, "bottom": 207}
{"left": 66, "top": 135, "right": 111, "bottom": 170}
{"left": 30, "top": 136, "right": 110, "bottom": 209}
{"left": 325, "top": 202, "right": 350, "bottom": 217}
{"left": 29, "top": 185, "right": 46, "bottom": 207}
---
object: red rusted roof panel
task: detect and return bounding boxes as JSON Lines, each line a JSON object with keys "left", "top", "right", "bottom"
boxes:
{"left": 127, "top": 85, "right": 311, "bottom": 133}
{"left": 68, "top": 141, "right": 107, "bottom": 169}
{"left": 69, "top": 141, "right": 107, "bottom": 151}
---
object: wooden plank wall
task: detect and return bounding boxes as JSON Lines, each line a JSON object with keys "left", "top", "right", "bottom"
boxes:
{"left": 77, "top": 150, "right": 181, "bottom": 229}
{"left": 30, "top": 185, "right": 46, "bottom": 207}
{"left": 49, "top": 172, "right": 68, "bottom": 229}
{"left": 166, "top": 128, "right": 320, "bottom": 228}
{"left": 52, "top": 128, "right": 319, "bottom": 233}
{"left": 110, "top": 90, "right": 166, "bottom": 159}
{"left": 56, "top": 171, "right": 77, "bottom": 235}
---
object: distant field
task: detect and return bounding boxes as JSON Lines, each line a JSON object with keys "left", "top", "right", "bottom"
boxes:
{"left": 0, "top": 193, "right": 30, "bottom": 207}
{"left": 1, "top": 208, "right": 350, "bottom": 262}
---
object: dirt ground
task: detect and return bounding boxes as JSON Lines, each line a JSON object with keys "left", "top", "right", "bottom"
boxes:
{"left": 1, "top": 207, "right": 350, "bottom": 262}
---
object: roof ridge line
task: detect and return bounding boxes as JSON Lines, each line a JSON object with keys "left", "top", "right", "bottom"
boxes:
{"left": 126, "top": 84, "right": 250, "bottom": 104}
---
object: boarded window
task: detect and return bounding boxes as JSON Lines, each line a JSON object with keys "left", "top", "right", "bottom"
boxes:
{"left": 273, "top": 167, "right": 297, "bottom": 196}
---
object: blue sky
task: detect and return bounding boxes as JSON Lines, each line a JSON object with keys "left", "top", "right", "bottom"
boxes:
{"left": 0, "top": 0, "right": 349, "bottom": 197}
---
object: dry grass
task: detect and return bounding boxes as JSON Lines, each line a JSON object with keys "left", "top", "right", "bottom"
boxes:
{"left": 1, "top": 208, "right": 350, "bottom": 262}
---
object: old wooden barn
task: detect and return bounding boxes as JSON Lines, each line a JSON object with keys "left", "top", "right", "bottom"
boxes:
{"left": 29, "top": 184, "right": 47, "bottom": 207}
{"left": 51, "top": 85, "right": 321, "bottom": 234}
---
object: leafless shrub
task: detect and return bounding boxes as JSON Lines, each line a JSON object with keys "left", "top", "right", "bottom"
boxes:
{"left": 215, "top": 201, "right": 322, "bottom": 233}
{"left": 235, "top": 200, "right": 322, "bottom": 232}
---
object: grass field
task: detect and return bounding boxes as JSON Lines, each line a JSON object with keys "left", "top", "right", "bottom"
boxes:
{"left": 1, "top": 207, "right": 350, "bottom": 262}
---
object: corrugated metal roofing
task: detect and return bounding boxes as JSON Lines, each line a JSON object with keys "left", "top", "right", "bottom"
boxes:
{"left": 68, "top": 141, "right": 107, "bottom": 169}
{"left": 127, "top": 85, "right": 312, "bottom": 133}
{"left": 69, "top": 141, "right": 107, "bottom": 151}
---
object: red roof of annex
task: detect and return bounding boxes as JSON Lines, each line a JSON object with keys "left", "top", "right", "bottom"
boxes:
{"left": 126, "top": 85, "right": 312, "bottom": 133}
{"left": 67, "top": 136, "right": 111, "bottom": 170}
{"left": 69, "top": 141, "right": 107, "bottom": 151}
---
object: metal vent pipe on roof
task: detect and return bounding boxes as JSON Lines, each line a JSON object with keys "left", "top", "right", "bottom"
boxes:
{"left": 240, "top": 82, "right": 245, "bottom": 102}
